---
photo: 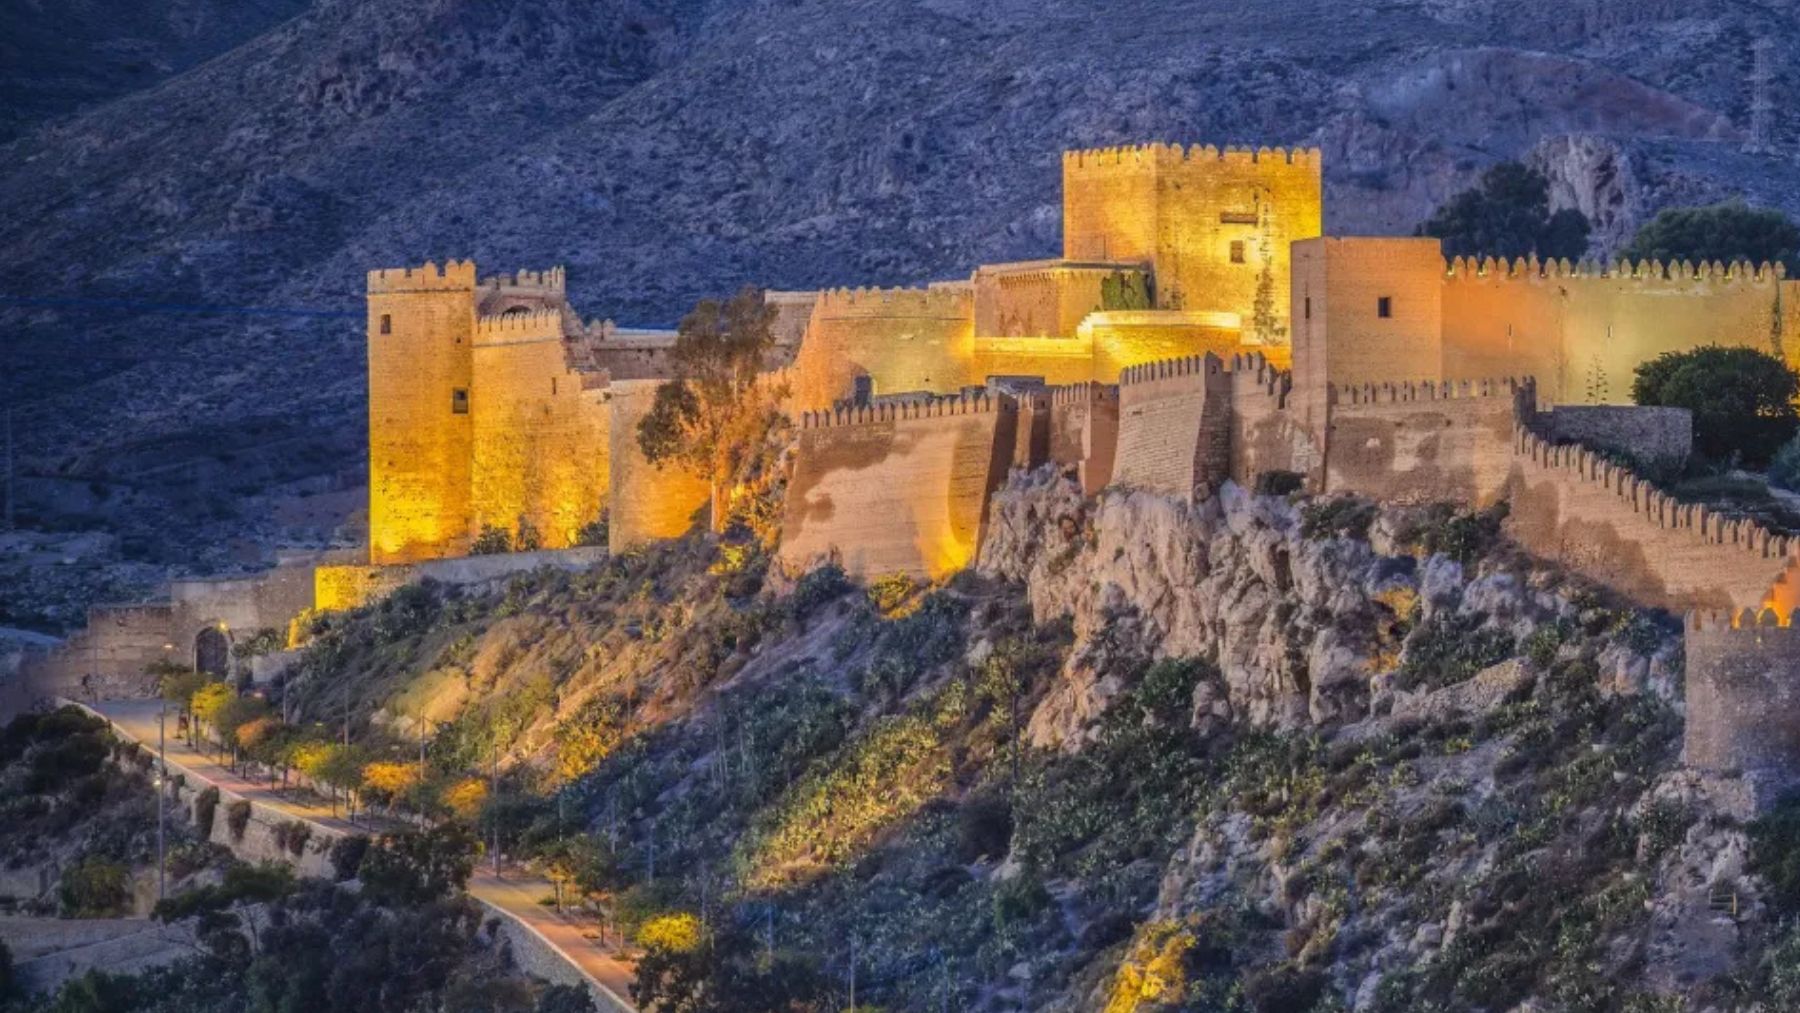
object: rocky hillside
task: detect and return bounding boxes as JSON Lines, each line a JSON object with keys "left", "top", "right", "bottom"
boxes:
{"left": 4, "top": 0, "right": 1799, "bottom": 624}
{"left": 260, "top": 473, "right": 1800, "bottom": 1009}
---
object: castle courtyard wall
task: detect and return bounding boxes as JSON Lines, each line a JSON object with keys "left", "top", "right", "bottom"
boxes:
{"left": 1047, "top": 382, "right": 1119, "bottom": 495}
{"left": 780, "top": 396, "right": 1016, "bottom": 579}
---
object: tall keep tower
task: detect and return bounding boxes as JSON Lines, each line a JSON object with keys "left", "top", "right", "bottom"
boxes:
{"left": 1062, "top": 144, "right": 1323, "bottom": 349}
{"left": 366, "top": 261, "right": 478, "bottom": 564}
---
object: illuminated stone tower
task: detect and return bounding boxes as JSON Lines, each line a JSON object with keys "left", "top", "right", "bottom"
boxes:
{"left": 366, "top": 261, "right": 478, "bottom": 564}
{"left": 1062, "top": 144, "right": 1324, "bottom": 349}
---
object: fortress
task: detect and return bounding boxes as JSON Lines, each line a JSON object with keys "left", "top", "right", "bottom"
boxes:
{"left": 20, "top": 142, "right": 1800, "bottom": 801}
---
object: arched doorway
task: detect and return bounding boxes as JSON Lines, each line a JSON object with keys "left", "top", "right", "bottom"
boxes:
{"left": 195, "top": 627, "right": 230, "bottom": 678}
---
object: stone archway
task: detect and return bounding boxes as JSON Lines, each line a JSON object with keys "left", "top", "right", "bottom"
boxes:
{"left": 195, "top": 627, "right": 230, "bottom": 678}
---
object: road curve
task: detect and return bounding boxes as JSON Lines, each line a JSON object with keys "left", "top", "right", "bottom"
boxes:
{"left": 81, "top": 698, "right": 637, "bottom": 1011}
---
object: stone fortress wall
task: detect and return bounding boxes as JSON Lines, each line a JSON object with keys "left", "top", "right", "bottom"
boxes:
{"left": 778, "top": 395, "right": 1018, "bottom": 580}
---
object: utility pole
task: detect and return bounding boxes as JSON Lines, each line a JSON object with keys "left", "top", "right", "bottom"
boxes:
{"left": 489, "top": 742, "right": 500, "bottom": 877}
{"left": 156, "top": 701, "right": 167, "bottom": 902}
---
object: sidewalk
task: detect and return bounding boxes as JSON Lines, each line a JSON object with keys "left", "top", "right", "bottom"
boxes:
{"left": 83, "top": 698, "right": 637, "bottom": 1010}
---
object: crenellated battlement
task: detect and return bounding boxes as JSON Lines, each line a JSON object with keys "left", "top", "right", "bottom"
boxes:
{"left": 798, "top": 392, "right": 1010, "bottom": 429}
{"left": 1062, "top": 142, "right": 1322, "bottom": 171}
{"left": 1444, "top": 254, "right": 1787, "bottom": 285}
{"left": 479, "top": 266, "right": 566, "bottom": 292}
{"left": 1118, "top": 352, "right": 1226, "bottom": 386}
{"left": 811, "top": 285, "right": 974, "bottom": 317}
{"left": 368, "top": 260, "right": 477, "bottom": 293}
{"left": 1048, "top": 381, "right": 1119, "bottom": 407}
{"left": 1512, "top": 426, "right": 1794, "bottom": 561}
{"left": 1328, "top": 376, "right": 1526, "bottom": 405}
{"left": 1688, "top": 607, "right": 1800, "bottom": 632}
{"left": 473, "top": 309, "right": 564, "bottom": 341}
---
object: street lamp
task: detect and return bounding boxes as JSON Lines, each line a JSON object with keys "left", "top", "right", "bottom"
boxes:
{"left": 157, "top": 642, "right": 173, "bottom": 903}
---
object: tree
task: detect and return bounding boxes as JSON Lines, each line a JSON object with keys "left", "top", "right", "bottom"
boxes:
{"left": 637, "top": 286, "right": 783, "bottom": 527}
{"left": 362, "top": 760, "right": 424, "bottom": 804}
{"left": 189, "top": 682, "right": 235, "bottom": 755}
{"left": 155, "top": 663, "right": 209, "bottom": 746}
{"left": 1632, "top": 346, "right": 1800, "bottom": 466}
{"left": 471, "top": 524, "right": 513, "bottom": 555}
{"left": 154, "top": 862, "right": 296, "bottom": 958}
{"left": 1419, "top": 162, "right": 1590, "bottom": 262}
{"left": 1621, "top": 200, "right": 1800, "bottom": 273}
{"left": 358, "top": 824, "right": 477, "bottom": 906}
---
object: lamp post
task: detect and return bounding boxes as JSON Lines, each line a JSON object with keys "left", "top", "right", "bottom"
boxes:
{"left": 156, "top": 640, "right": 173, "bottom": 902}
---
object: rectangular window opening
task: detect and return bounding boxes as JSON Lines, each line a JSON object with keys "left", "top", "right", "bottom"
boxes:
{"left": 1377, "top": 296, "right": 1392, "bottom": 319}
{"left": 1304, "top": 296, "right": 1312, "bottom": 321}
{"left": 379, "top": 314, "right": 392, "bottom": 335}
{"left": 1229, "top": 241, "right": 1246, "bottom": 264}
{"left": 451, "top": 388, "right": 469, "bottom": 414}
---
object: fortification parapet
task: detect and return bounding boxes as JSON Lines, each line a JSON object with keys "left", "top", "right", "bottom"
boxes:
{"left": 1511, "top": 426, "right": 1794, "bottom": 561}
{"left": 1118, "top": 352, "right": 1227, "bottom": 386}
{"left": 479, "top": 266, "right": 566, "bottom": 292}
{"left": 1048, "top": 381, "right": 1119, "bottom": 407}
{"left": 472, "top": 309, "right": 565, "bottom": 341}
{"left": 367, "top": 260, "right": 477, "bottom": 293}
{"left": 1444, "top": 254, "right": 1781, "bottom": 286}
{"left": 1062, "top": 142, "right": 1322, "bottom": 170}
{"left": 810, "top": 285, "right": 974, "bottom": 317}
{"left": 1327, "top": 376, "right": 1525, "bottom": 406}
{"left": 798, "top": 392, "right": 1011, "bottom": 430}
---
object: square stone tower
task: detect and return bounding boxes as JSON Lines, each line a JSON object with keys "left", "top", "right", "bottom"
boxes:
{"left": 365, "top": 261, "right": 478, "bottom": 564}
{"left": 1062, "top": 144, "right": 1323, "bottom": 347}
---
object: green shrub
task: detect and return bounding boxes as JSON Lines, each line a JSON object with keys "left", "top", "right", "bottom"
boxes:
{"left": 1769, "top": 434, "right": 1800, "bottom": 492}
{"left": 1397, "top": 612, "right": 1516, "bottom": 692}
{"left": 225, "top": 800, "right": 252, "bottom": 841}
{"left": 471, "top": 524, "right": 513, "bottom": 555}
{"left": 1255, "top": 470, "right": 1305, "bottom": 497}
{"left": 330, "top": 834, "right": 372, "bottom": 882}
{"left": 59, "top": 857, "right": 131, "bottom": 917}
{"left": 1301, "top": 496, "right": 1376, "bottom": 540}
{"left": 193, "top": 786, "right": 220, "bottom": 840}
{"left": 1633, "top": 345, "right": 1799, "bottom": 466}
{"left": 956, "top": 792, "right": 1014, "bottom": 862}
{"left": 789, "top": 563, "right": 851, "bottom": 618}
{"left": 274, "top": 820, "right": 312, "bottom": 857}
{"left": 1750, "top": 797, "right": 1800, "bottom": 914}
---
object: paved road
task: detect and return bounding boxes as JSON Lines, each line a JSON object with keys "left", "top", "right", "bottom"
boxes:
{"left": 87, "top": 699, "right": 638, "bottom": 1010}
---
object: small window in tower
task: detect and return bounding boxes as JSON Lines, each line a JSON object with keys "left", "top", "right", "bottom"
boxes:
{"left": 451, "top": 388, "right": 469, "bottom": 414}
{"left": 1230, "top": 241, "right": 1246, "bottom": 264}
{"left": 551, "top": 377, "right": 558, "bottom": 396}
{"left": 1377, "top": 296, "right": 1393, "bottom": 319}
{"left": 379, "top": 314, "right": 392, "bottom": 335}
{"left": 1304, "top": 297, "right": 1312, "bottom": 320}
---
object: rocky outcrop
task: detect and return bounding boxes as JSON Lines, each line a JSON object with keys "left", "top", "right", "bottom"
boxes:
{"left": 981, "top": 470, "right": 1681, "bottom": 744}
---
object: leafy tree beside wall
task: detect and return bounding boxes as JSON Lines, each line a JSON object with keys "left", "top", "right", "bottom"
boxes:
{"left": 1099, "top": 270, "right": 1151, "bottom": 311}
{"left": 1418, "top": 162, "right": 1590, "bottom": 262}
{"left": 637, "top": 286, "right": 784, "bottom": 527}
{"left": 1621, "top": 200, "right": 1800, "bottom": 274}
{"left": 1632, "top": 346, "right": 1800, "bottom": 467}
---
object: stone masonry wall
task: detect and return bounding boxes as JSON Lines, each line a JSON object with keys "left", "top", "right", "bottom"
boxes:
{"left": 606, "top": 379, "right": 712, "bottom": 552}
{"left": 469, "top": 311, "right": 611, "bottom": 549}
{"left": 788, "top": 286, "right": 976, "bottom": 409}
{"left": 1322, "top": 379, "right": 1523, "bottom": 506}
{"left": 1682, "top": 611, "right": 1800, "bottom": 800}
{"left": 1537, "top": 404, "right": 1692, "bottom": 469}
{"left": 1111, "top": 354, "right": 1231, "bottom": 500}
{"left": 780, "top": 395, "right": 1016, "bottom": 579}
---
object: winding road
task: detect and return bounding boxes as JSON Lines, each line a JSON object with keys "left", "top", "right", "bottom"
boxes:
{"left": 85, "top": 699, "right": 638, "bottom": 1011}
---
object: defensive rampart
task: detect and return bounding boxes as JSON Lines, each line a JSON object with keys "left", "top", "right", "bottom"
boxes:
{"left": 470, "top": 317, "right": 611, "bottom": 550}
{"left": 780, "top": 394, "right": 1017, "bottom": 579}
{"left": 1111, "top": 354, "right": 1232, "bottom": 500}
{"left": 1322, "top": 378, "right": 1525, "bottom": 506}
{"left": 1440, "top": 256, "right": 1800, "bottom": 403}
{"left": 1047, "top": 382, "right": 1119, "bottom": 495}
{"left": 1535, "top": 404, "right": 1692, "bottom": 469}
{"left": 1501, "top": 428, "right": 1794, "bottom": 612}
{"left": 1226, "top": 352, "right": 1315, "bottom": 488}
{"left": 1682, "top": 611, "right": 1800, "bottom": 798}
{"left": 789, "top": 286, "right": 976, "bottom": 409}
{"left": 606, "top": 380, "right": 711, "bottom": 552}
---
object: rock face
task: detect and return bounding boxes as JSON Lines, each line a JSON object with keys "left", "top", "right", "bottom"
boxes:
{"left": 981, "top": 470, "right": 1684, "bottom": 744}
